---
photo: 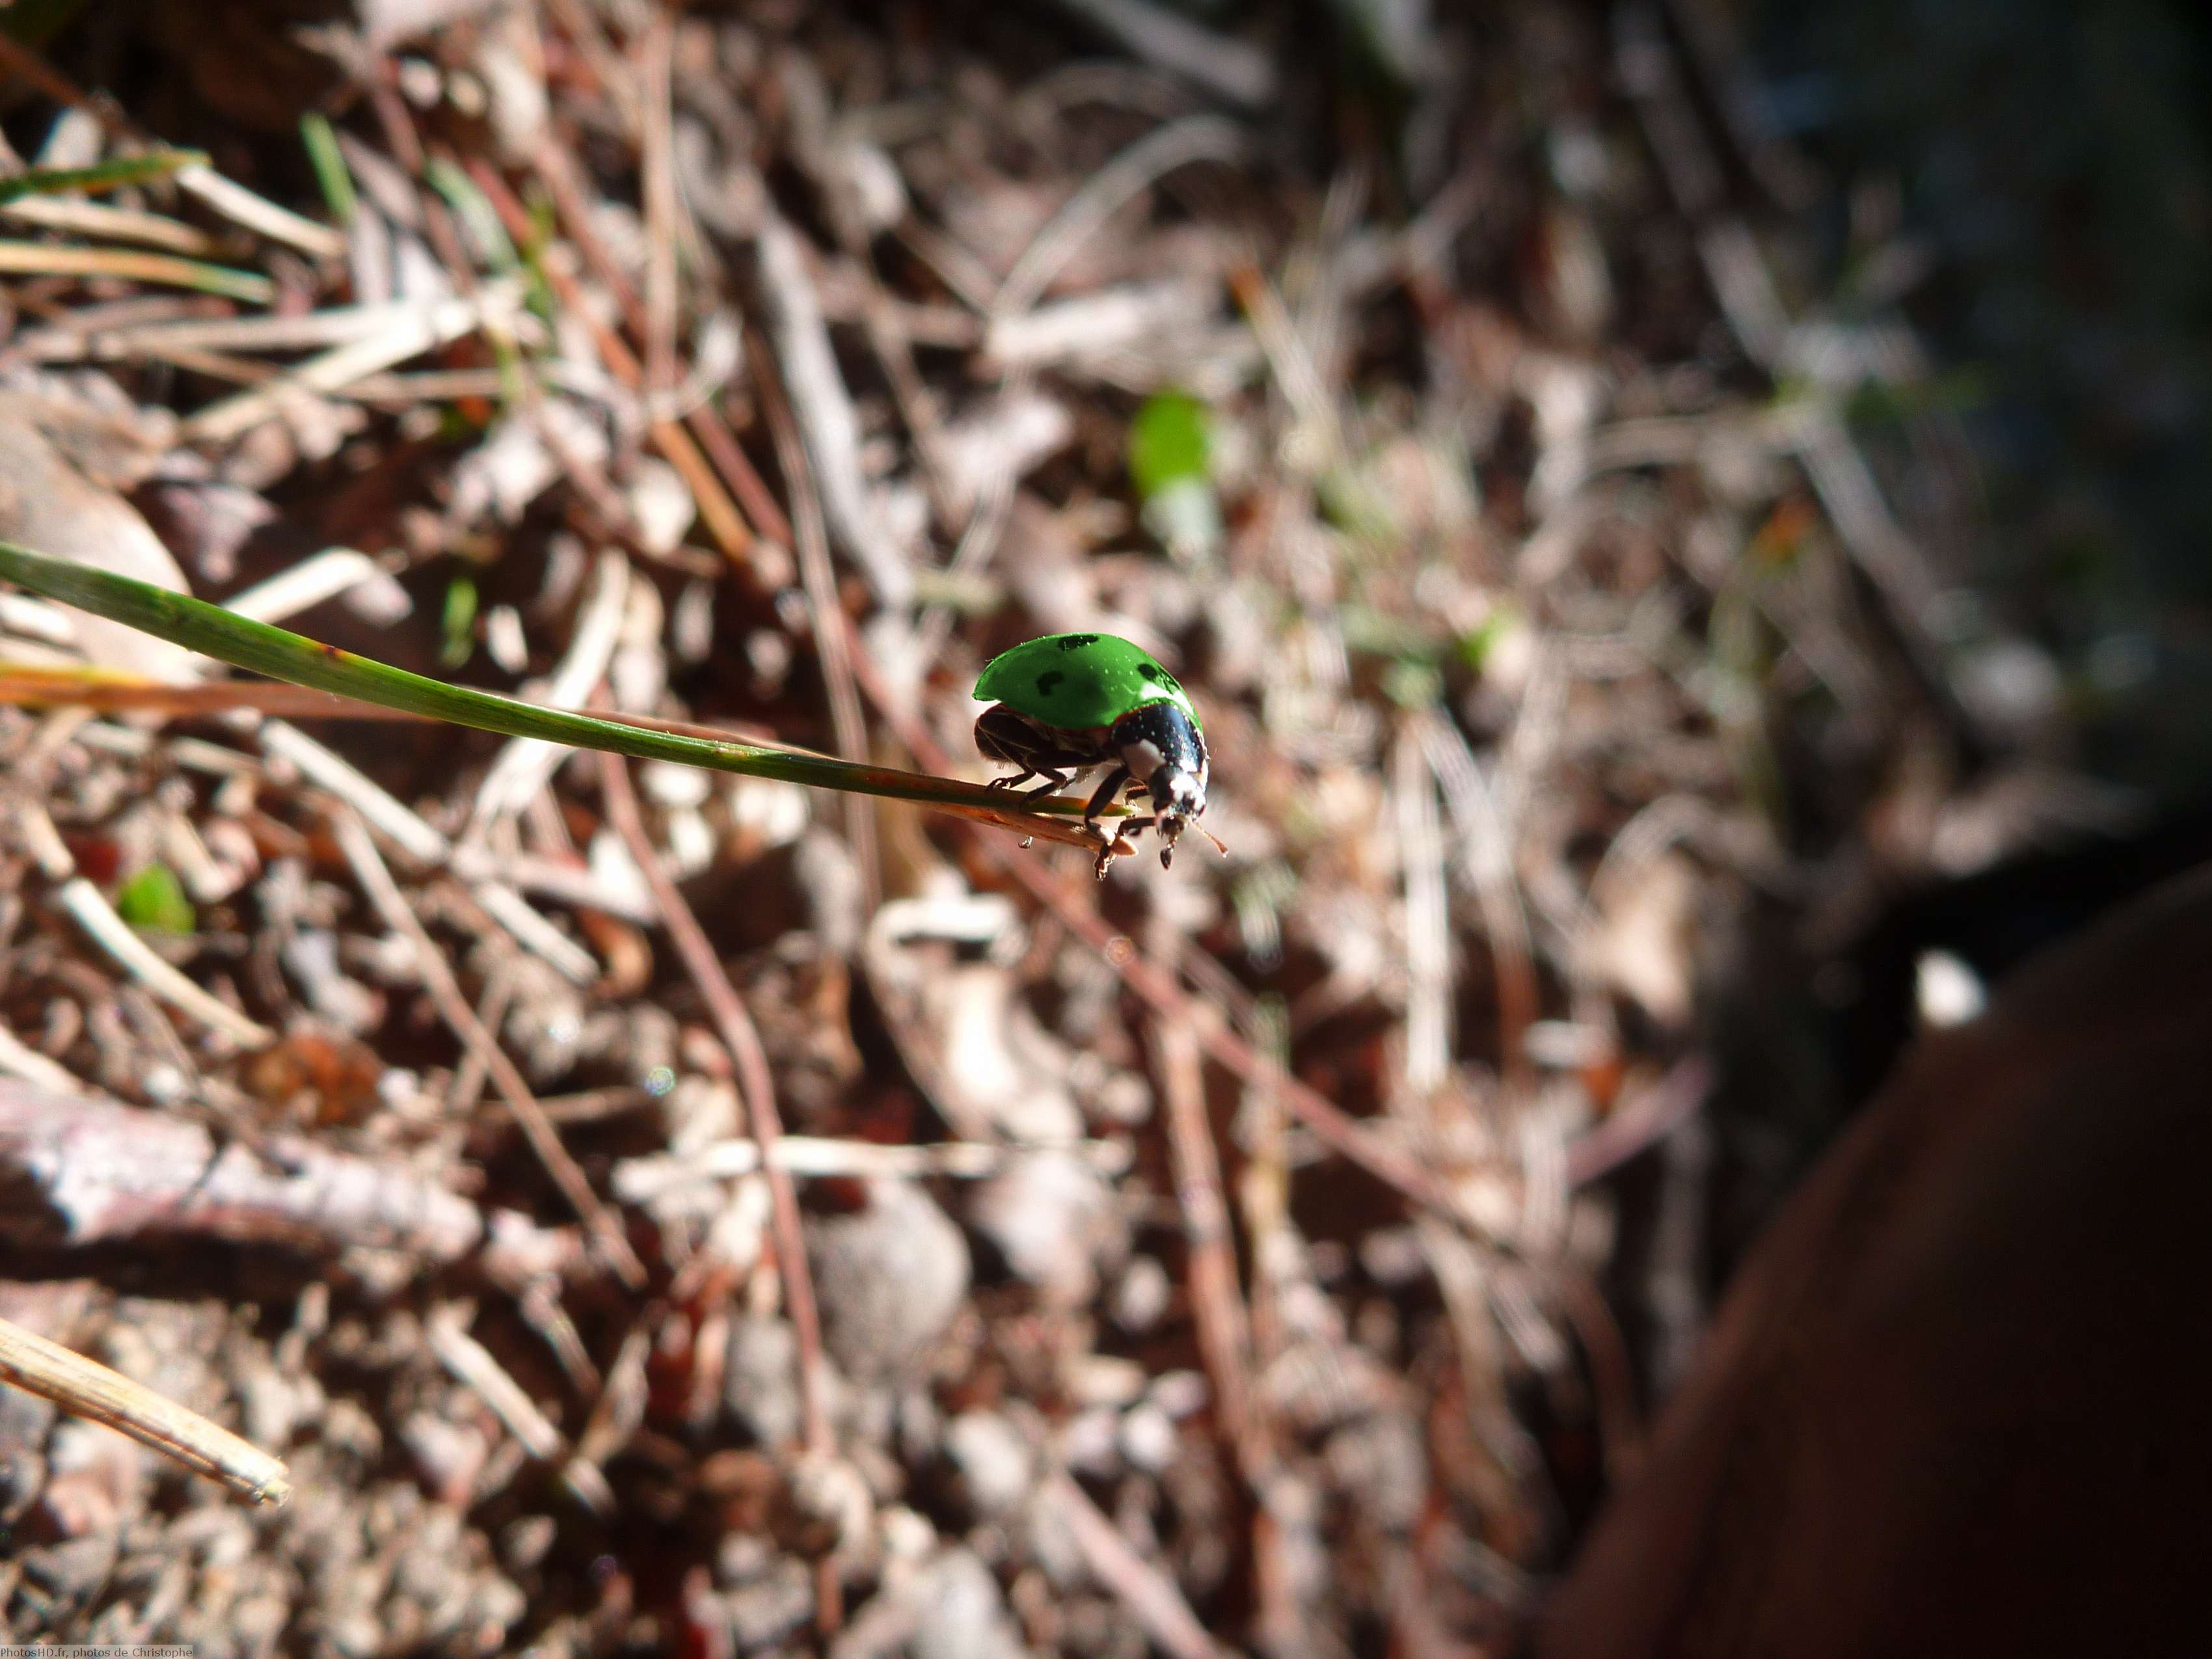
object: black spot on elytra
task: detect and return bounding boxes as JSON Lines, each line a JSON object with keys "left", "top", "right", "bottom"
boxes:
{"left": 1057, "top": 634, "right": 1101, "bottom": 651}
{"left": 1137, "top": 663, "right": 1163, "bottom": 683}
{"left": 1036, "top": 670, "right": 1066, "bottom": 697}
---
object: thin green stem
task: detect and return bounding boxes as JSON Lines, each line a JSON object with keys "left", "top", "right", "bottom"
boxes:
{"left": 0, "top": 542, "right": 1115, "bottom": 848}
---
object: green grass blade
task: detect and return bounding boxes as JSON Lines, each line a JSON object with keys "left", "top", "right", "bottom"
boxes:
{"left": 297, "top": 115, "right": 357, "bottom": 228}
{"left": 0, "top": 541, "right": 1111, "bottom": 842}
{"left": 0, "top": 148, "right": 209, "bottom": 205}
{"left": 425, "top": 157, "right": 519, "bottom": 273}
{"left": 0, "top": 241, "right": 275, "bottom": 303}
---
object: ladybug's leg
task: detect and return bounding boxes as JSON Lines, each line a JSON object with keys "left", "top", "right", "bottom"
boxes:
{"left": 990, "top": 766, "right": 1074, "bottom": 794}
{"left": 978, "top": 708, "right": 1085, "bottom": 794}
{"left": 1081, "top": 764, "right": 1133, "bottom": 829}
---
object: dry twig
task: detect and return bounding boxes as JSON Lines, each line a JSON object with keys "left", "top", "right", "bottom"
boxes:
{"left": 753, "top": 331, "right": 882, "bottom": 912}
{"left": 0, "top": 1079, "right": 509, "bottom": 1264}
{"left": 598, "top": 747, "right": 842, "bottom": 1634}
{"left": 754, "top": 215, "right": 915, "bottom": 605}
{"left": 1041, "top": 1473, "right": 1235, "bottom": 1659}
{"left": 1146, "top": 999, "right": 1261, "bottom": 1474}
{"left": 0, "top": 1315, "right": 291, "bottom": 1507}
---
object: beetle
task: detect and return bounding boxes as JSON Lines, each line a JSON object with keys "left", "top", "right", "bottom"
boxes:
{"left": 973, "top": 632, "right": 1209, "bottom": 873}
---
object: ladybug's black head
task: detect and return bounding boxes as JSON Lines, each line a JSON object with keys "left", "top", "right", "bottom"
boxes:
{"left": 1111, "top": 701, "right": 1209, "bottom": 867}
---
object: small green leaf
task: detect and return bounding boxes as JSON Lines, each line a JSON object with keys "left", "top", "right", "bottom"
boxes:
{"left": 1128, "top": 392, "right": 1212, "bottom": 501}
{"left": 441, "top": 574, "right": 479, "bottom": 668}
{"left": 116, "top": 863, "right": 195, "bottom": 934}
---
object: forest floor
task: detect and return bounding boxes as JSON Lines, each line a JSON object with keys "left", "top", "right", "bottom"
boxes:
{"left": 0, "top": 3, "right": 2107, "bottom": 1654}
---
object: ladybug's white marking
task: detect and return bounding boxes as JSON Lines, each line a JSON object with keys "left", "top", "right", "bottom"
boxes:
{"left": 1120, "top": 738, "right": 1167, "bottom": 778}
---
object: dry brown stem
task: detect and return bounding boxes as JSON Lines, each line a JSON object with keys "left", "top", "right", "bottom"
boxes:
{"left": 0, "top": 1079, "right": 510, "bottom": 1263}
{"left": 595, "top": 748, "right": 837, "bottom": 1632}
{"left": 0, "top": 1314, "right": 290, "bottom": 1506}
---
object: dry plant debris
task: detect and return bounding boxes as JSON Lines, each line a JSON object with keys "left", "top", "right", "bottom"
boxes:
{"left": 0, "top": 3, "right": 2093, "bottom": 1655}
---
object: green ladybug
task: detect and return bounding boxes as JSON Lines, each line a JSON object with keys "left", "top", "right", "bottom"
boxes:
{"left": 973, "top": 632, "right": 1210, "bottom": 871}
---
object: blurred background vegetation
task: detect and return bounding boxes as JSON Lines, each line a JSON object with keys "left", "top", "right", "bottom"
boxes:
{"left": 1752, "top": 0, "right": 2212, "bottom": 794}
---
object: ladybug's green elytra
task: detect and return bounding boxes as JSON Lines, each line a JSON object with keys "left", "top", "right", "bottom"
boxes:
{"left": 973, "top": 632, "right": 1209, "bottom": 873}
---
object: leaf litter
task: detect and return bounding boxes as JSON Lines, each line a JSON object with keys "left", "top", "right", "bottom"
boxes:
{"left": 0, "top": 3, "right": 2101, "bottom": 1655}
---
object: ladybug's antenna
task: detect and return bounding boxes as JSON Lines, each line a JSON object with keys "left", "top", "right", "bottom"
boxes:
{"left": 1198, "top": 824, "right": 1228, "bottom": 856}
